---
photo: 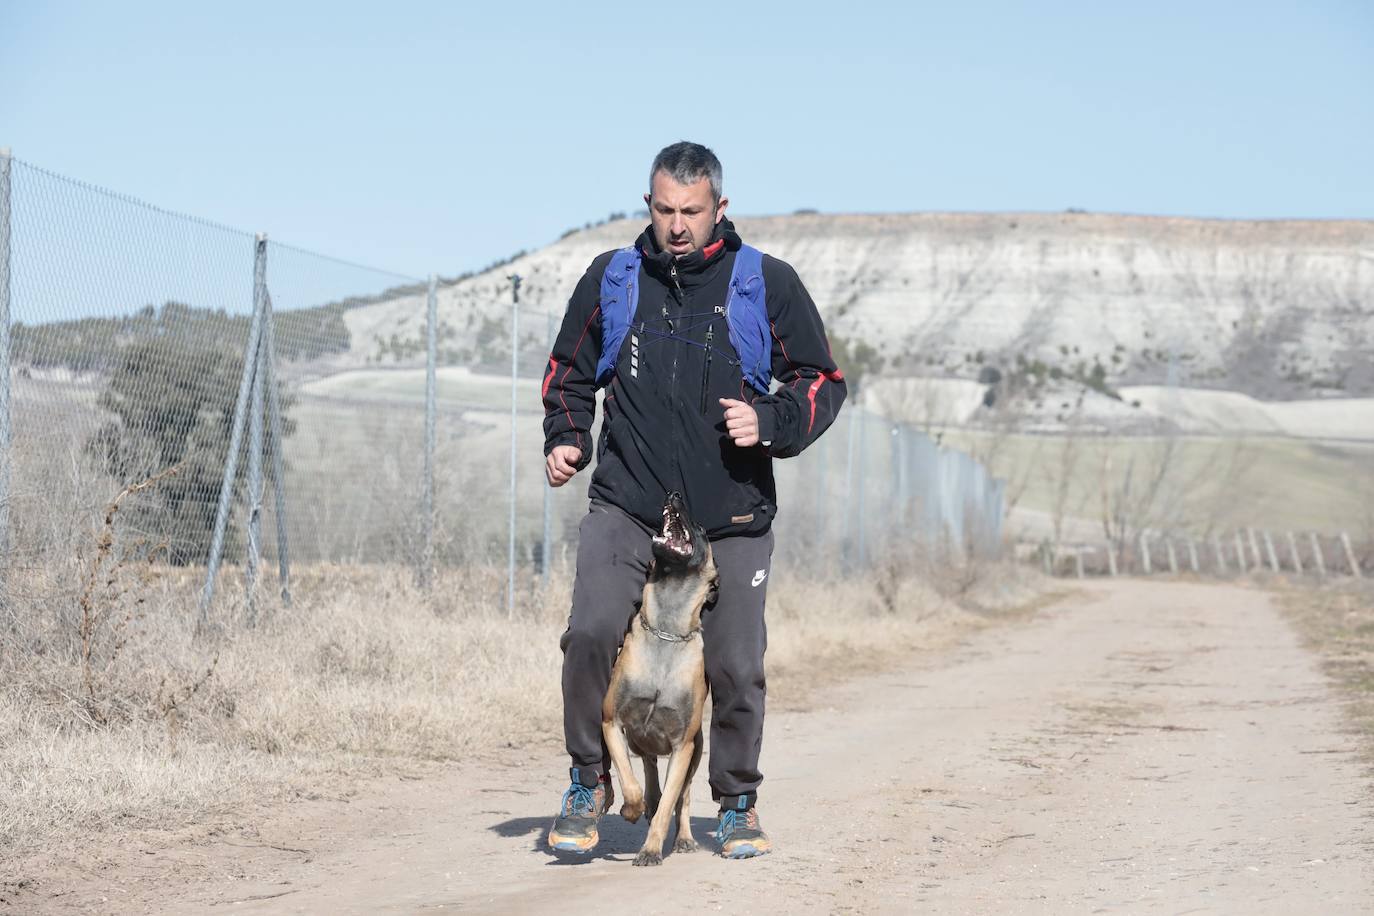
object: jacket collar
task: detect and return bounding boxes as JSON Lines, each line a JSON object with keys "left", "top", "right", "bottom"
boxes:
{"left": 635, "top": 219, "right": 742, "bottom": 289}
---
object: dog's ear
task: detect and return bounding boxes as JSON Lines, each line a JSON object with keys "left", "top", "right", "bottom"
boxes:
{"left": 705, "top": 573, "right": 720, "bottom": 607}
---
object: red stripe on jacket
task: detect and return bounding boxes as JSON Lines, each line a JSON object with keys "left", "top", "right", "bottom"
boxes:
{"left": 549, "top": 305, "right": 601, "bottom": 451}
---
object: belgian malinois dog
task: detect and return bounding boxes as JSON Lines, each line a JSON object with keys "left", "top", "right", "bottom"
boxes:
{"left": 603, "top": 491, "right": 717, "bottom": 866}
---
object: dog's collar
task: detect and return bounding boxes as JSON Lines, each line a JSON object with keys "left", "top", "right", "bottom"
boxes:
{"left": 638, "top": 611, "right": 700, "bottom": 643}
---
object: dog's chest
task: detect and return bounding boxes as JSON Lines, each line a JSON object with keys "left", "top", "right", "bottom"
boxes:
{"left": 613, "top": 636, "right": 702, "bottom": 754}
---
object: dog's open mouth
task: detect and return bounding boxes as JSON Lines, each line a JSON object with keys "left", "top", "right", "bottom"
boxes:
{"left": 652, "top": 492, "right": 693, "bottom": 561}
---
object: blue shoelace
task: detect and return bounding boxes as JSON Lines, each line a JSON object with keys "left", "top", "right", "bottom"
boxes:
{"left": 561, "top": 782, "right": 598, "bottom": 818}
{"left": 717, "top": 808, "right": 744, "bottom": 843}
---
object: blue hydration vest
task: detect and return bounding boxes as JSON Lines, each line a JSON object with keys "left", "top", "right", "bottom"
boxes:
{"left": 595, "top": 244, "right": 771, "bottom": 395}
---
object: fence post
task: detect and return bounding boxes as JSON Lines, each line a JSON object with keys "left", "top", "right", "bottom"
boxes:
{"left": 541, "top": 313, "right": 554, "bottom": 584}
{"left": 0, "top": 148, "right": 11, "bottom": 575}
{"left": 1187, "top": 538, "right": 1199, "bottom": 574}
{"left": 1341, "top": 532, "right": 1362, "bottom": 578}
{"left": 419, "top": 274, "right": 437, "bottom": 590}
{"left": 1212, "top": 534, "right": 1227, "bottom": 574}
{"left": 816, "top": 417, "right": 828, "bottom": 565}
{"left": 1074, "top": 549, "right": 1084, "bottom": 580}
{"left": 1309, "top": 532, "right": 1326, "bottom": 578}
{"left": 1105, "top": 543, "right": 1118, "bottom": 577}
{"left": 1247, "top": 527, "right": 1262, "bottom": 571}
{"left": 1234, "top": 530, "right": 1248, "bottom": 574}
{"left": 856, "top": 409, "right": 868, "bottom": 568}
{"left": 843, "top": 409, "right": 857, "bottom": 568}
{"left": 244, "top": 240, "right": 268, "bottom": 623}
{"left": 507, "top": 275, "right": 521, "bottom": 617}
{"left": 199, "top": 234, "right": 268, "bottom": 622}
{"left": 896, "top": 424, "right": 909, "bottom": 530}
{"left": 1262, "top": 530, "right": 1280, "bottom": 573}
{"left": 1165, "top": 538, "right": 1178, "bottom": 574}
{"left": 1140, "top": 531, "right": 1152, "bottom": 574}
{"left": 263, "top": 292, "right": 290, "bottom": 606}
{"left": 1285, "top": 531, "right": 1303, "bottom": 575}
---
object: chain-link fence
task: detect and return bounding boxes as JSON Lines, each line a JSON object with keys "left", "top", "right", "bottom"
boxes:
{"left": 0, "top": 152, "right": 1006, "bottom": 619}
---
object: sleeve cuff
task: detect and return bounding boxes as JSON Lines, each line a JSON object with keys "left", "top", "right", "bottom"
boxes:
{"left": 755, "top": 401, "right": 780, "bottom": 448}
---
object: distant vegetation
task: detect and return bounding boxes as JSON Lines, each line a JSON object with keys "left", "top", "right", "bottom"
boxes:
{"left": 830, "top": 334, "right": 884, "bottom": 393}
{"left": 83, "top": 329, "right": 295, "bottom": 565}
{"left": 13, "top": 300, "right": 350, "bottom": 372}
{"left": 558, "top": 210, "right": 641, "bottom": 241}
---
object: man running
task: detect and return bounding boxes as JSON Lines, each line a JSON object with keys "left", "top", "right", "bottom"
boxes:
{"left": 543, "top": 141, "right": 846, "bottom": 859}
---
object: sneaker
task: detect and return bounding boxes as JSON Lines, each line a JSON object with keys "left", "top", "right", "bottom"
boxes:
{"left": 716, "top": 806, "right": 772, "bottom": 859}
{"left": 547, "top": 771, "right": 613, "bottom": 853}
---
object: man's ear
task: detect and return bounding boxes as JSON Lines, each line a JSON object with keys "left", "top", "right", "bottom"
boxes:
{"left": 715, "top": 195, "right": 729, "bottom": 224}
{"left": 644, "top": 192, "right": 652, "bottom": 210}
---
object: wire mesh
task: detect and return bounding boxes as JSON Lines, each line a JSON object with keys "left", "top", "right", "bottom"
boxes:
{"left": 0, "top": 156, "right": 1008, "bottom": 617}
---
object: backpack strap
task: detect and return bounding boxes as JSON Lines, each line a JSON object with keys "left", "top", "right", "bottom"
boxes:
{"left": 595, "top": 247, "right": 640, "bottom": 387}
{"left": 724, "top": 244, "right": 771, "bottom": 395}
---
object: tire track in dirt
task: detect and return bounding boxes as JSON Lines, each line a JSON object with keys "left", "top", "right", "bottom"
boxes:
{"left": 20, "top": 581, "right": 1374, "bottom": 914}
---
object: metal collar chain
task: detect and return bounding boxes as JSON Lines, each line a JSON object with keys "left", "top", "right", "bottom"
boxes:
{"left": 638, "top": 611, "right": 700, "bottom": 643}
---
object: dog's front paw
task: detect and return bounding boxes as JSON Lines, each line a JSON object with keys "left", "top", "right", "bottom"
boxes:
{"left": 632, "top": 849, "right": 663, "bottom": 867}
{"left": 672, "top": 835, "right": 698, "bottom": 854}
{"left": 620, "top": 800, "right": 644, "bottom": 823}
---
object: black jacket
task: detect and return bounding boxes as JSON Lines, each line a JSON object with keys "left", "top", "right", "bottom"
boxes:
{"left": 542, "top": 219, "right": 847, "bottom": 537}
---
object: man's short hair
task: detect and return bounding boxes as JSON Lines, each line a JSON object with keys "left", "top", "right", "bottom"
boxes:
{"left": 649, "top": 141, "right": 723, "bottom": 204}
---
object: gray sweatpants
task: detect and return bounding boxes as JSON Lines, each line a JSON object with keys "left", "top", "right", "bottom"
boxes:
{"left": 559, "top": 500, "right": 773, "bottom": 811}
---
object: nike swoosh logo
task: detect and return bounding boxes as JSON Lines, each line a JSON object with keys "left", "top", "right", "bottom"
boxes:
{"left": 751, "top": 569, "right": 767, "bottom": 588}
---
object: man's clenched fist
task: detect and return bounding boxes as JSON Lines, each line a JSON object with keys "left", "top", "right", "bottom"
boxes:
{"left": 719, "top": 398, "right": 761, "bottom": 448}
{"left": 546, "top": 445, "right": 582, "bottom": 487}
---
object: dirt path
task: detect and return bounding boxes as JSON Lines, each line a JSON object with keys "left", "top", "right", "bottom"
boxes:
{"left": 19, "top": 581, "right": 1374, "bottom": 914}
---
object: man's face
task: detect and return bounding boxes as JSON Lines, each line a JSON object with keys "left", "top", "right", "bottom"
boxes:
{"left": 645, "top": 172, "right": 728, "bottom": 258}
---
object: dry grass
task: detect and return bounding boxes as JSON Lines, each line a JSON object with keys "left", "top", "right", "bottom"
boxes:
{"left": 1, "top": 529, "right": 1044, "bottom": 874}
{"left": 1276, "top": 582, "right": 1374, "bottom": 766}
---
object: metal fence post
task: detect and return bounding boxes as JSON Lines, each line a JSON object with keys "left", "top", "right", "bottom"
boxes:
{"left": 0, "top": 148, "right": 11, "bottom": 574}
{"left": 263, "top": 291, "right": 290, "bottom": 605}
{"left": 1309, "top": 532, "right": 1326, "bottom": 578}
{"left": 843, "top": 409, "right": 857, "bottom": 568}
{"left": 896, "top": 425, "right": 909, "bottom": 530}
{"left": 199, "top": 234, "right": 268, "bottom": 622}
{"left": 542, "top": 312, "right": 554, "bottom": 584}
{"left": 816, "top": 418, "right": 828, "bottom": 562}
{"left": 419, "top": 274, "right": 437, "bottom": 590}
{"left": 1165, "top": 538, "right": 1178, "bottom": 574}
{"left": 244, "top": 240, "right": 268, "bottom": 622}
{"left": 1247, "top": 527, "right": 1262, "bottom": 571}
{"left": 1186, "top": 538, "right": 1199, "bottom": 574}
{"left": 856, "top": 409, "right": 868, "bottom": 568}
{"left": 1233, "top": 530, "right": 1248, "bottom": 574}
{"left": 507, "top": 275, "right": 521, "bottom": 617}
{"left": 1212, "top": 534, "right": 1227, "bottom": 574}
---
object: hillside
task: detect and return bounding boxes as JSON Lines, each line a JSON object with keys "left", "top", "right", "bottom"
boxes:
{"left": 343, "top": 211, "right": 1374, "bottom": 400}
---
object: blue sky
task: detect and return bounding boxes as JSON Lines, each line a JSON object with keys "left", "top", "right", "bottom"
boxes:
{"left": 3, "top": 1, "right": 1372, "bottom": 281}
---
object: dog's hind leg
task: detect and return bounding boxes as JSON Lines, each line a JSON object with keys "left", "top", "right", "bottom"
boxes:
{"left": 671, "top": 729, "right": 704, "bottom": 854}
{"left": 633, "top": 740, "right": 695, "bottom": 867}
{"left": 641, "top": 753, "right": 661, "bottom": 822}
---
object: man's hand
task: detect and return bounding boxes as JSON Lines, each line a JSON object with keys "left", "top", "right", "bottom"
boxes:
{"left": 719, "top": 398, "right": 760, "bottom": 448}
{"left": 546, "top": 445, "right": 582, "bottom": 487}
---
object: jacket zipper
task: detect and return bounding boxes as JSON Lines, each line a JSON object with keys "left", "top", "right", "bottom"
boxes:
{"left": 699, "top": 325, "right": 713, "bottom": 413}
{"left": 668, "top": 260, "right": 685, "bottom": 492}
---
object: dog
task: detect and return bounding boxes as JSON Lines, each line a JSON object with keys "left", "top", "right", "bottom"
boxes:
{"left": 602, "top": 491, "right": 717, "bottom": 866}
